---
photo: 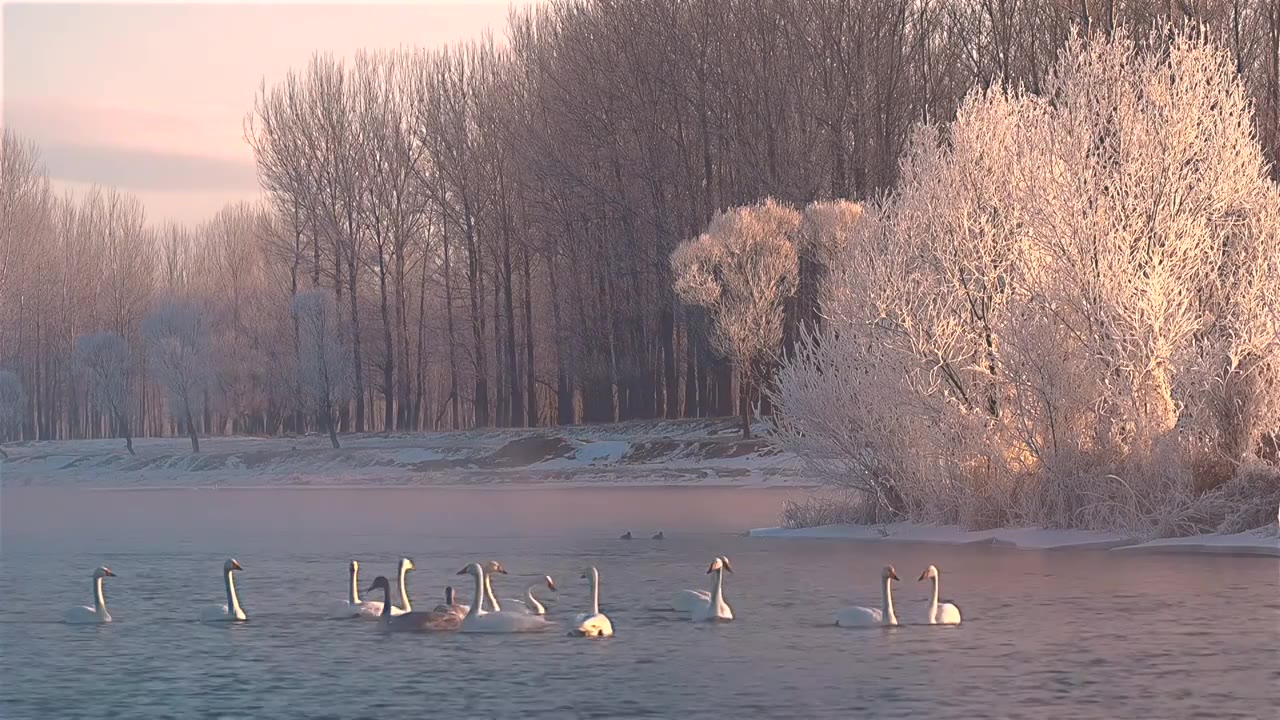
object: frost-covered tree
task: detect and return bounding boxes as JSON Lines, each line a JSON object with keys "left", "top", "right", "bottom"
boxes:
{"left": 293, "top": 289, "right": 352, "bottom": 449}
{"left": 0, "top": 370, "right": 24, "bottom": 456}
{"left": 142, "top": 300, "right": 212, "bottom": 453}
{"left": 672, "top": 199, "right": 801, "bottom": 438}
{"left": 774, "top": 31, "right": 1280, "bottom": 533}
{"left": 75, "top": 331, "right": 136, "bottom": 455}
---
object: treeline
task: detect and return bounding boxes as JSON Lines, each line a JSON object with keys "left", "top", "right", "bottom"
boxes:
{"left": 3, "top": 0, "right": 1280, "bottom": 443}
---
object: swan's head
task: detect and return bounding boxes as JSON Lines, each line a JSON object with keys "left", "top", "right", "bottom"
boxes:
{"left": 620, "top": 532, "right": 632, "bottom": 539}
{"left": 882, "top": 565, "right": 900, "bottom": 582}
{"left": 349, "top": 560, "right": 359, "bottom": 573}
{"left": 917, "top": 565, "right": 940, "bottom": 582}
{"left": 399, "top": 558, "right": 415, "bottom": 573}
{"left": 444, "top": 586, "right": 455, "bottom": 604}
{"left": 93, "top": 567, "right": 115, "bottom": 580}
{"left": 457, "top": 562, "right": 483, "bottom": 577}
{"left": 366, "top": 575, "right": 391, "bottom": 594}
{"left": 579, "top": 567, "right": 598, "bottom": 581}
{"left": 706, "top": 556, "right": 734, "bottom": 574}
{"left": 224, "top": 559, "right": 242, "bottom": 573}
{"left": 652, "top": 531, "right": 664, "bottom": 539}
{"left": 483, "top": 560, "right": 508, "bottom": 575}
{"left": 543, "top": 575, "right": 557, "bottom": 592}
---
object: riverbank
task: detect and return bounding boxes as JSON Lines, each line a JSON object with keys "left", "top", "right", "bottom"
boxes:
{"left": 0, "top": 418, "right": 817, "bottom": 490}
{"left": 747, "top": 522, "right": 1280, "bottom": 557}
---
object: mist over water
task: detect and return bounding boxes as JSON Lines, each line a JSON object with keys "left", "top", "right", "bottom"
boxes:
{"left": 2, "top": 486, "right": 1276, "bottom": 719}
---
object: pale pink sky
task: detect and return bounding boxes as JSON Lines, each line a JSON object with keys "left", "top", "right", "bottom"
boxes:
{"left": 3, "top": 1, "right": 534, "bottom": 225}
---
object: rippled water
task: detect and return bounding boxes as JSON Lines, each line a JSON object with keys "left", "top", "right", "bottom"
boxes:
{"left": 1, "top": 486, "right": 1277, "bottom": 719}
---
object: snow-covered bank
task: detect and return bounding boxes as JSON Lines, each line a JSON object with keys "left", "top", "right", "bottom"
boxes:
{"left": 748, "top": 523, "right": 1280, "bottom": 557}
{"left": 0, "top": 418, "right": 819, "bottom": 490}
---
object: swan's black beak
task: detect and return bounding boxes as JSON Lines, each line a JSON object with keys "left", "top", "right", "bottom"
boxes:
{"left": 456, "top": 567, "right": 468, "bottom": 575}
{"left": 104, "top": 568, "right": 116, "bottom": 577}
{"left": 231, "top": 560, "right": 243, "bottom": 571}
{"left": 497, "top": 568, "right": 508, "bottom": 575}
{"left": 722, "top": 559, "right": 734, "bottom": 574}
{"left": 888, "top": 569, "right": 900, "bottom": 581}
{"left": 917, "top": 570, "right": 928, "bottom": 582}
{"left": 547, "top": 579, "right": 558, "bottom": 592}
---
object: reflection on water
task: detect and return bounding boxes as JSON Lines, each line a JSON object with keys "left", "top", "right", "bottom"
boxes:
{"left": 2, "top": 487, "right": 1277, "bottom": 719}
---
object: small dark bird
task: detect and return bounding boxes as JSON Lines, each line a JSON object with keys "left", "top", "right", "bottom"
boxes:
{"left": 652, "top": 531, "right": 664, "bottom": 540}
{"left": 620, "top": 531, "right": 632, "bottom": 540}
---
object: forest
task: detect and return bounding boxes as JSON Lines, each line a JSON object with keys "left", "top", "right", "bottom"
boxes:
{"left": 2, "top": 1, "right": 1279, "bottom": 461}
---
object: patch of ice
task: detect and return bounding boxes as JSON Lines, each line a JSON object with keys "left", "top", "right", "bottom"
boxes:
{"left": 748, "top": 522, "right": 1136, "bottom": 550}
{"left": 1110, "top": 530, "right": 1280, "bottom": 557}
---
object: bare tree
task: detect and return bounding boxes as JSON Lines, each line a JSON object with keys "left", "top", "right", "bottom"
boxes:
{"left": 142, "top": 300, "right": 211, "bottom": 453}
{"left": 672, "top": 199, "right": 802, "bottom": 438}
{"left": 0, "top": 369, "right": 24, "bottom": 455}
{"left": 75, "top": 331, "right": 136, "bottom": 454}
{"left": 293, "top": 289, "right": 352, "bottom": 448}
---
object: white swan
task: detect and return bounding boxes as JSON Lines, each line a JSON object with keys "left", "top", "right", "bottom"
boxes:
{"left": 456, "top": 562, "right": 552, "bottom": 633}
{"left": 505, "top": 576, "right": 557, "bottom": 616}
{"left": 918, "top": 565, "right": 962, "bottom": 625}
{"left": 393, "top": 558, "right": 415, "bottom": 614}
{"left": 199, "top": 558, "right": 247, "bottom": 622}
{"left": 328, "top": 560, "right": 386, "bottom": 618}
{"left": 366, "top": 576, "right": 461, "bottom": 632}
{"left": 64, "top": 567, "right": 115, "bottom": 624}
{"left": 690, "top": 557, "right": 734, "bottom": 622}
{"left": 455, "top": 559, "right": 507, "bottom": 614}
{"left": 671, "top": 556, "right": 734, "bottom": 620}
{"left": 569, "top": 566, "right": 613, "bottom": 637}
{"left": 835, "top": 565, "right": 899, "bottom": 627}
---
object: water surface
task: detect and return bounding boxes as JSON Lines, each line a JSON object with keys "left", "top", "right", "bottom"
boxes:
{"left": 2, "top": 487, "right": 1276, "bottom": 719}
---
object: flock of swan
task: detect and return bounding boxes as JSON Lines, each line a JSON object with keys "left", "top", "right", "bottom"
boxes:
{"left": 66, "top": 556, "right": 961, "bottom": 634}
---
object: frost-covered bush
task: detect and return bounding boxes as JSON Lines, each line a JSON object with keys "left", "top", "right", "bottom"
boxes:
{"left": 772, "top": 31, "right": 1280, "bottom": 535}
{"left": 672, "top": 199, "right": 801, "bottom": 438}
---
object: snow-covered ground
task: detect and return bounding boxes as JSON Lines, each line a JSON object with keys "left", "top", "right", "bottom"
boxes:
{"left": 748, "top": 522, "right": 1280, "bottom": 557}
{"left": 0, "top": 418, "right": 817, "bottom": 490}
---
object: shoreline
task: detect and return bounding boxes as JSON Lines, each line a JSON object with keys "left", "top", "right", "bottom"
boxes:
{"left": 747, "top": 522, "right": 1280, "bottom": 558}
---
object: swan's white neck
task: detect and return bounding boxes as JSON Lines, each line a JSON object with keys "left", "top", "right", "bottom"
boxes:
{"left": 349, "top": 566, "right": 360, "bottom": 605}
{"left": 398, "top": 564, "right": 412, "bottom": 612}
{"left": 881, "top": 576, "right": 897, "bottom": 626}
{"left": 708, "top": 567, "right": 724, "bottom": 608}
{"left": 224, "top": 570, "right": 244, "bottom": 620}
{"left": 926, "top": 575, "right": 940, "bottom": 622}
{"left": 484, "top": 574, "right": 500, "bottom": 612}
{"left": 588, "top": 569, "right": 600, "bottom": 616}
{"left": 524, "top": 584, "right": 545, "bottom": 615}
{"left": 94, "top": 576, "right": 107, "bottom": 614}
{"left": 467, "top": 567, "right": 486, "bottom": 620}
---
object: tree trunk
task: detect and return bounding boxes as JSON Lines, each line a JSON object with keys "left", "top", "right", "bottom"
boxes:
{"left": 463, "top": 199, "right": 488, "bottom": 427}
{"left": 185, "top": 407, "right": 200, "bottom": 453}
{"left": 504, "top": 245, "right": 520, "bottom": 427}
{"left": 443, "top": 219, "right": 460, "bottom": 430}
{"left": 347, "top": 256, "right": 365, "bottom": 433}
{"left": 523, "top": 249, "right": 536, "bottom": 428}
{"left": 738, "top": 368, "right": 752, "bottom": 440}
{"left": 377, "top": 247, "right": 395, "bottom": 433}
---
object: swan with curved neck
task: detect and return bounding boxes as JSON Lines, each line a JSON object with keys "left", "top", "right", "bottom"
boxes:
{"left": 200, "top": 558, "right": 247, "bottom": 622}
{"left": 457, "top": 560, "right": 508, "bottom": 614}
{"left": 366, "top": 576, "right": 461, "bottom": 632}
{"left": 506, "top": 576, "right": 557, "bottom": 616}
{"left": 65, "top": 567, "right": 115, "bottom": 624}
{"left": 670, "top": 555, "right": 733, "bottom": 616}
{"left": 918, "top": 565, "right": 962, "bottom": 625}
{"left": 569, "top": 566, "right": 613, "bottom": 637}
{"left": 690, "top": 556, "right": 734, "bottom": 622}
{"left": 835, "top": 565, "right": 899, "bottom": 627}
{"left": 455, "top": 563, "right": 551, "bottom": 633}
{"left": 396, "top": 558, "right": 416, "bottom": 612}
